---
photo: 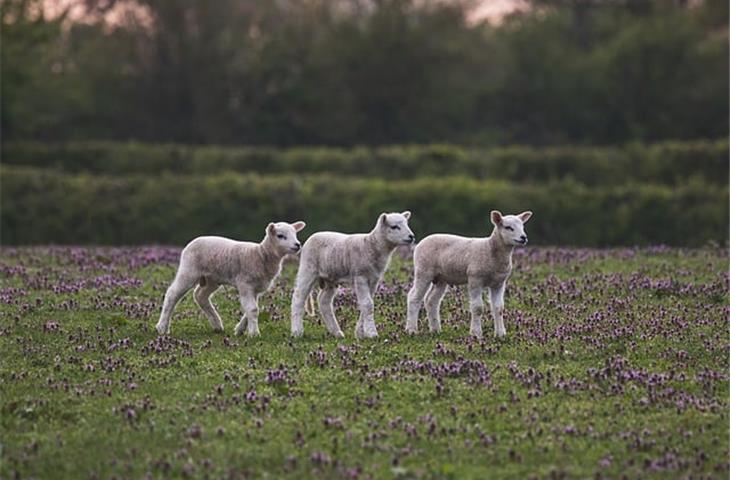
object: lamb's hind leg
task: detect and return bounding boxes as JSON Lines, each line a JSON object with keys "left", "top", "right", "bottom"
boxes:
{"left": 489, "top": 283, "right": 507, "bottom": 338}
{"left": 318, "top": 286, "right": 344, "bottom": 338}
{"left": 236, "top": 288, "right": 260, "bottom": 337}
{"left": 193, "top": 279, "right": 223, "bottom": 331}
{"left": 291, "top": 270, "right": 317, "bottom": 337}
{"left": 406, "top": 274, "right": 431, "bottom": 334}
{"left": 305, "top": 289, "right": 318, "bottom": 317}
{"left": 467, "top": 279, "right": 485, "bottom": 339}
{"left": 156, "top": 271, "right": 197, "bottom": 335}
{"left": 425, "top": 281, "right": 447, "bottom": 333}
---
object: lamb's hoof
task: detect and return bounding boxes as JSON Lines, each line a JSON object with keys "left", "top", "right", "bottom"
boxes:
{"left": 355, "top": 328, "right": 373, "bottom": 340}
{"left": 469, "top": 329, "right": 483, "bottom": 339}
{"left": 332, "top": 330, "right": 345, "bottom": 339}
{"left": 233, "top": 325, "right": 245, "bottom": 336}
{"left": 362, "top": 330, "right": 378, "bottom": 339}
{"left": 428, "top": 325, "right": 441, "bottom": 334}
{"left": 494, "top": 330, "right": 506, "bottom": 339}
{"left": 291, "top": 329, "right": 304, "bottom": 338}
{"left": 247, "top": 330, "right": 261, "bottom": 338}
{"left": 155, "top": 323, "right": 168, "bottom": 335}
{"left": 405, "top": 327, "right": 418, "bottom": 335}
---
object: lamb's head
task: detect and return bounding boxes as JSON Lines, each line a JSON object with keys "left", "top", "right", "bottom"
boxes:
{"left": 266, "top": 221, "right": 306, "bottom": 254}
{"left": 491, "top": 210, "right": 532, "bottom": 246}
{"left": 377, "top": 211, "right": 415, "bottom": 245}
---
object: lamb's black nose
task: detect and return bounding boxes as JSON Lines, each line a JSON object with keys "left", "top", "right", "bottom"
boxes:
{"left": 294, "top": 243, "right": 301, "bottom": 250}
{"left": 408, "top": 234, "right": 415, "bottom": 243}
{"left": 520, "top": 235, "right": 527, "bottom": 241}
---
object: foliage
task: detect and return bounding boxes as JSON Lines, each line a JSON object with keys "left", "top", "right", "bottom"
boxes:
{"left": 3, "top": 139, "right": 728, "bottom": 186}
{"left": 0, "top": 0, "right": 74, "bottom": 139}
{"left": 1, "top": 0, "right": 727, "bottom": 146}
{"left": 2, "top": 167, "right": 727, "bottom": 246}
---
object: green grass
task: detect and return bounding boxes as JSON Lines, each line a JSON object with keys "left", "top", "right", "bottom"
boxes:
{"left": 0, "top": 247, "right": 728, "bottom": 479}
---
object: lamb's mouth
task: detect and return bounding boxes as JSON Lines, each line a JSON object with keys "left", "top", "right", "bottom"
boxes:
{"left": 515, "top": 239, "right": 528, "bottom": 245}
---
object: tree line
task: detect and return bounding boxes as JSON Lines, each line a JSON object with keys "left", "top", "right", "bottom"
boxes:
{"left": 4, "top": 139, "right": 727, "bottom": 185}
{"left": 3, "top": 165, "right": 727, "bottom": 245}
{"left": 2, "top": 0, "right": 728, "bottom": 146}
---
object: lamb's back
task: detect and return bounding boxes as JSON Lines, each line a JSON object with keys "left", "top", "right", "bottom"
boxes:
{"left": 302, "top": 231, "right": 372, "bottom": 279}
{"left": 414, "top": 234, "right": 477, "bottom": 282}
{"left": 182, "top": 236, "right": 258, "bottom": 281}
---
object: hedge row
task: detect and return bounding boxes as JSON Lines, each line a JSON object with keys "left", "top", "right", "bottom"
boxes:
{"left": 2, "top": 167, "right": 727, "bottom": 246}
{"left": 3, "top": 139, "right": 727, "bottom": 186}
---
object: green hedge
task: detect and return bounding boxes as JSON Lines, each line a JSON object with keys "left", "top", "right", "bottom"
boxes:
{"left": 2, "top": 167, "right": 727, "bottom": 246}
{"left": 2, "top": 139, "right": 727, "bottom": 186}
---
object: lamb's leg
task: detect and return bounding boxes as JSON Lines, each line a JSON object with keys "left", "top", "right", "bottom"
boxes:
{"left": 193, "top": 281, "right": 223, "bottom": 331}
{"left": 291, "top": 271, "right": 316, "bottom": 337}
{"left": 156, "top": 272, "right": 197, "bottom": 335}
{"left": 233, "top": 312, "right": 247, "bottom": 336}
{"left": 318, "top": 286, "right": 344, "bottom": 338}
{"left": 354, "top": 276, "right": 377, "bottom": 339}
{"left": 467, "top": 279, "right": 485, "bottom": 339}
{"left": 489, "top": 282, "right": 507, "bottom": 338}
{"left": 305, "top": 289, "right": 318, "bottom": 317}
{"left": 406, "top": 274, "right": 431, "bottom": 334}
{"left": 235, "top": 289, "right": 260, "bottom": 337}
{"left": 425, "top": 281, "right": 447, "bottom": 333}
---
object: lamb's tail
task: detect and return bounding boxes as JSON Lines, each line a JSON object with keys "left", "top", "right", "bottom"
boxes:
{"left": 304, "top": 289, "right": 317, "bottom": 317}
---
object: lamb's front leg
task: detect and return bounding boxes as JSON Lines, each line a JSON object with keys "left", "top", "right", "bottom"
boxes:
{"left": 235, "top": 289, "right": 260, "bottom": 337}
{"left": 354, "top": 276, "right": 377, "bottom": 339}
{"left": 467, "top": 279, "right": 485, "bottom": 339}
{"left": 489, "top": 283, "right": 506, "bottom": 338}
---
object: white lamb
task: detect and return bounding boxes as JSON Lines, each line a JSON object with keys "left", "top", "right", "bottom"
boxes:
{"left": 155, "top": 221, "right": 306, "bottom": 337}
{"left": 406, "top": 210, "right": 532, "bottom": 339}
{"left": 291, "top": 212, "right": 415, "bottom": 339}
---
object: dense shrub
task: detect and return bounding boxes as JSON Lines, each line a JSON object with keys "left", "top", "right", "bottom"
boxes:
{"left": 2, "top": 167, "right": 726, "bottom": 246}
{"left": 2, "top": 139, "right": 727, "bottom": 185}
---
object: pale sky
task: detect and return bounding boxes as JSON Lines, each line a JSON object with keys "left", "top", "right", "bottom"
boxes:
{"left": 46, "top": 0, "right": 525, "bottom": 25}
{"left": 472, "top": 0, "right": 526, "bottom": 21}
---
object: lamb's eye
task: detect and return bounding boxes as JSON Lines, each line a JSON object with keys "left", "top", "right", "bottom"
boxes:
{"left": 276, "top": 234, "right": 286, "bottom": 239}
{"left": 390, "top": 225, "right": 400, "bottom": 230}
{"left": 505, "top": 226, "right": 514, "bottom": 231}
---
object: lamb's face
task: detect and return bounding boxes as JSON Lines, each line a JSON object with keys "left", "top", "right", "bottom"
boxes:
{"left": 380, "top": 211, "right": 415, "bottom": 245}
{"left": 267, "top": 221, "right": 306, "bottom": 253}
{"left": 491, "top": 210, "right": 532, "bottom": 246}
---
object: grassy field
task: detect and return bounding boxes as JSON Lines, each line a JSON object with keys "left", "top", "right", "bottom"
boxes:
{"left": 1, "top": 246, "right": 727, "bottom": 479}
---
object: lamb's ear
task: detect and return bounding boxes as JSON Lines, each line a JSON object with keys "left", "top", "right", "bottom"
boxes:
{"left": 490, "top": 210, "right": 503, "bottom": 226}
{"left": 266, "top": 222, "right": 276, "bottom": 235}
{"left": 292, "top": 221, "right": 306, "bottom": 232}
{"left": 518, "top": 211, "right": 533, "bottom": 223}
{"left": 401, "top": 210, "right": 411, "bottom": 220}
{"left": 379, "top": 213, "right": 388, "bottom": 226}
